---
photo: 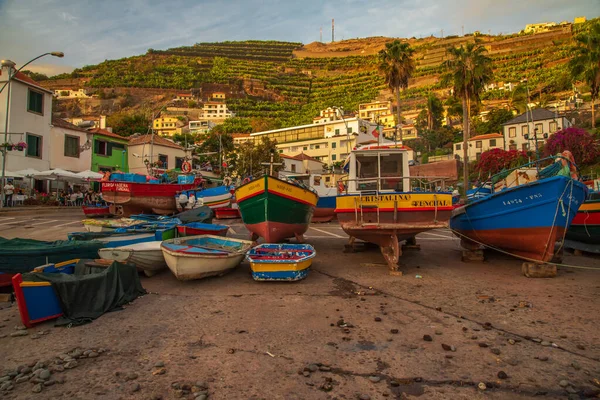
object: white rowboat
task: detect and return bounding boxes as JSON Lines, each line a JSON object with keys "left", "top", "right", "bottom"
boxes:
{"left": 98, "top": 241, "right": 166, "bottom": 277}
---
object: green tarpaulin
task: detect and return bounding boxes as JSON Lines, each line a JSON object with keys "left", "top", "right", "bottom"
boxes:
{"left": 23, "top": 260, "right": 146, "bottom": 326}
{"left": 0, "top": 237, "right": 104, "bottom": 273}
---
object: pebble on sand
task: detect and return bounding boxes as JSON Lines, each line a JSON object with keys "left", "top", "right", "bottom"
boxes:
{"left": 369, "top": 376, "right": 381, "bottom": 383}
{"left": 374, "top": 317, "right": 382, "bottom": 322}
{"left": 32, "top": 383, "right": 43, "bottom": 393}
{"left": 497, "top": 371, "right": 508, "bottom": 379}
{"left": 390, "top": 329, "right": 399, "bottom": 334}
{"left": 423, "top": 335, "right": 433, "bottom": 342}
{"left": 10, "top": 331, "right": 28, "bottom": 337}
{"left": 559, "top": 380, "right": 570, "bottom": 388}
{"left": 478, "top": 343, "right": 488, "bottom": 348}
{"left": 490, "top": 348, "right": 501, "bottom": 355}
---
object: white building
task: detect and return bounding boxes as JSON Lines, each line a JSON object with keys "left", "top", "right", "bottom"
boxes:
{"left": 66, "top": 115, "right": 107, "bottom": 130}
{"left": 453, "top": 133, "right": 505, "bottom": 162}
{"left": 502, "top": 108, "right": 571, "bottom": 151}
{"left": 312, "top": 107, "right": 341, "bottom": 124}
{"left": 0, "top": 61, "right": 53, "bottom": 174}
{"left": 280, "top": 153, "right": 326, "bottom": 174}
{"left": 189, "top": 120, "right": 216, "bottom": 134}
{"left": 199, "top": 102, "right": 234, "bottom": 121}
{"left": 54, "top": 88, "right": 90, "bottom": 99}
{"left": 50, "top": 118, "right": 93, "bottom": 172}
{"left": 128, "top": 134, "right": 187, "bottom": 174}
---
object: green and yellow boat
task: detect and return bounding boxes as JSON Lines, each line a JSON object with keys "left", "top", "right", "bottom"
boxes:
{"left": 235, "top": 175, "right": 318, "bottom": 243}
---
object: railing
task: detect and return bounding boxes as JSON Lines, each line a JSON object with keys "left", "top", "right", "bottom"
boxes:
{"left": 338, "top": 175, "right": 453, "bottom": 195}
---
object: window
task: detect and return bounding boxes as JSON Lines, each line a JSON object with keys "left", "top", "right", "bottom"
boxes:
{"left": 476, "top": 152, "right": 482, "bottom": 160}
{"left": 509, "top": 127, "right": 516, "bottom": 138}
{"left": 332, "top": 154, "right": 337, "bottom": 161}
{"left": 315, "top": 145, "right": 320, "bottom": 149}
{"left": 27, "top": 89, "right": 44, "bottom": 114}
{"left": 489, "top": 139, "right": 497, "bottom": 147}
{"left": 158, "top": 154, "right": 168, "bottom": 168}
{"left": 64, "top": 135, "right": 80, "bottom": 158}
{"left": 175, "top": 157, "right": 184, "bottom": 169}
{"left": 95, "top": 140, "right": 108, "bottom": 156}
{"left": 335, "top": 129, "right": 340, "bottom": 135}
{"left": 26, "top": 133, "right": 42, "bottom": 158}
{"left": 522, "top": 143, "right": 529, "bottom": 151}
{"left": 456, "top": 143, "right": 461, "bottom": 151}
{"left": 534, "top": 123, "right": 543, "bottom": 135}
{"left": 476, "top": 141, "right": 482, "bottom": 148}
{"left": 291, "top": 164, "right": 296, "bottom": 172}
{"left": 347, "top": 127, "right": 353, "bottom": 134}
{"left": 522, "top": 125, "right": 529, "bottom": 136}
{"left": 303, "top": 146, "right": 307, "bottom": 151}
{"left": 331, "top": 142, "right": 337, "bottom": 149}
{"left": 549, "top": 121, "right": 558, "bottom": 132}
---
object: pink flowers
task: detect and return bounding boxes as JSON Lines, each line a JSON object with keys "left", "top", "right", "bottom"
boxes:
{"left": 543, "top": 127, "right": 599, "bottom": 165}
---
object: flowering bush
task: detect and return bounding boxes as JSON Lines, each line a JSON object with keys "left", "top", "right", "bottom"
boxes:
{"left": 475, "top": 148, "right": 529, "bottom": 177}
{"left": 16, "top": 141, "right": 27, "bottom": 148}
{"left": 543, "top": 127, "right": 600, "bottom": 166}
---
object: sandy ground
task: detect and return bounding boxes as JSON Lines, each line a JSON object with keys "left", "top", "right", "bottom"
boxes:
{"left": 0, "top": 209, "right": 599, "bottom": 400}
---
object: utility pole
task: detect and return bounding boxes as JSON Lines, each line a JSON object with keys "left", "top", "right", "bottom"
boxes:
{"left": 441, "top": 29, "right": 444, "bottom": 38}
{"left": 320, "top": 27, "right": 322, "bottom": 43}
{"left": 462, "top": 25, "right": 464, "bottom": 36}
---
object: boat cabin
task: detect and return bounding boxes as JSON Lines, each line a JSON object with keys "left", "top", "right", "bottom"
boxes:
{"left": 345, "top": 148, "right": 411, "bottom": 194}
{"left": 278, "top": 172, "right": 337, "bottom": 198}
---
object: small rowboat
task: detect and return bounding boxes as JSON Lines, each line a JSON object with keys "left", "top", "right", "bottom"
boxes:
{"left": 97, "top": 232, "right": 157, "bottom": 248}
{"left": 82, "top": 205, "right": 112, "bottom": 217}
{"left": 161, "top": 235, "right": 253, "bottom": 281}
{"left": 246, "top": 243, "right": 316, "bottom": 281}
{"left": 176, "top": 222, "right": 229, "bottom": 237}
{"left": 82, "top": 218, "right": 144, "bottom": 233}
{"left": 215, "top": 207, "right": 240, "bottom": 219}
{"left": 98, "top": 242, "right": 166, "bottom": 276}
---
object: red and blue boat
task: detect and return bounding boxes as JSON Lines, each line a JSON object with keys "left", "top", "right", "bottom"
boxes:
{"left": 451, "top": 157, "right": 588, "bottom": 262}
{"left": 564, "top": 191, "right": 600, "bottom": 252}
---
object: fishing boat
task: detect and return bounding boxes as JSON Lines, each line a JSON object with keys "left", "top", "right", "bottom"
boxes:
{"left": 82, "top": 205, "right": 112, "bottom": 217}
{"left": 215, "top": 207, "right": 240, "bottom": 219}
{"left": 246, "top": 243, "right": 316, "bottom": 281}
{"left": 176, "top": 222, "right": 229, "bottom": 237}
{"left": 161, "top": 235, "right": 253, "bottom": 281}
{"left": 450, "top": 154, "right": 588, "bottom": 262}
{"left": 175, "top": 205, "right": 214, "bottom": 224}
{"left": 236, "top": 175, "right": 318, "bottom": 243}
{"left": 564, "top": 191, "right": 600, "bottom": 252}
{"left": 335, "top": 145, "right": 453, "bottom": 271}
{"left": 82, "top": 218, "right": 145, "bottom": 233}
{"left": 280, "top": 172, "right": 338, "bottom": 222}
{"left": 102, "top": 178, "right": 199, "bottom": 216}
{"left": 0, "top": 237, "right": 104, "bottom": 274}
{"left": 98, "top": 242, "right": 166, "bottom": 276}
{"left": 176, "top": 185, "right": 234, "bottom": 211}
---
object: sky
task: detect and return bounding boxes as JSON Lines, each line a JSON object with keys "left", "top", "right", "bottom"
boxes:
{"left": 0, "top": 0, "right": 598, "bottom": 76}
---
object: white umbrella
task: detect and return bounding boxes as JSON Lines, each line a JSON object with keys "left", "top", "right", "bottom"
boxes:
{"left": 3, "top": 171, "right": 24, "bottom": 178}
{"left": 35, "top": 168, "right": 81, "bottom": 181}
{"left": 15, "top": 168, "right": 41, "bottom": 177}
{"left": 75, "top": 170, "right": 104, "bottom": 180}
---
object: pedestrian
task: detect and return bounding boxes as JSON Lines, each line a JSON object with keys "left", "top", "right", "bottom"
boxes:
{"left": 3, "top": 180, "right": 14, "bottom": 207}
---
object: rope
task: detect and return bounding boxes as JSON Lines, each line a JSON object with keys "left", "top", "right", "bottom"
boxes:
{"left": 450, "top": 227, "right": 600, "bottom": 271}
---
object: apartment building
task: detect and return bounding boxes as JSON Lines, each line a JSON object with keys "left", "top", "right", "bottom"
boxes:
{"left": 453, "top": 133, "right": 505, "bottom": 161}
{"left": 502, "top": 108, "right": 571, "bottom": 151}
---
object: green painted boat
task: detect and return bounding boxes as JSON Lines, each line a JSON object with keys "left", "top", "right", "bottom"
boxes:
{"left": 235, "top": 175, "right": 318, "bottom": 243}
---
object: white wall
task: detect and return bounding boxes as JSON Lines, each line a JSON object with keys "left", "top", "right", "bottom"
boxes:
{"left": 50, "top": 125, "right": 93, "bottom": 171}
{"left": 128, "top": 144, "right": 186, "bottom": 174}
{"left": 0, "top": 75, "right": 52, "bottom": 172}
{"left": 503, "top": 117, "right": 571, "bottom": 151}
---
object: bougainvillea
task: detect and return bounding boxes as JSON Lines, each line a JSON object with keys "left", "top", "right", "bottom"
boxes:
{"left": 543, "top": 127, "right": 600, "bottom": 166}
{"left": 475, "top": 148, "right": 529, "bottom": 176}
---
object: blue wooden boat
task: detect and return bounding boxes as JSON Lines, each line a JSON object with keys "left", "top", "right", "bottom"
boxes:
{"left": 451, "top": 160, "right": 588, "bottom": 262}
{"left": 161, "top": 235, "right": 253, "bottom": 281}
{"left": 176, "top": 185, "right": 234, "bottom": 211}
{"left": 314, "top": 195, "right": 337, "bottom": 222}
{"left": 246, "top": 243, "right": 316, "bottom": 281}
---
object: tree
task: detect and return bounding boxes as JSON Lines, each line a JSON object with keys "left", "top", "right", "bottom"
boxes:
{"left": 378, "top": 40, "right": 415, "bottom": 142}
{"left": 508, "top": 85, "right": 529, "bottom": 115}
{"left": 210, "top": 117, "right": 252, "bottom": 134}
{"left": 471, "top": 108, "right": 514, "bottom": 135}
{"left": 442, "top": 40, "right": 493, "bottom": 195}
{"left": 233, "top": 137, "right": 281, "bottom": 178}
{"left": 475, "top": 148, "right": 529, "bottom": 177}
{"left": 569, "top": 20, "right": 600, "bottom": 128}
{"left": 416, "top": 93, "right": 444, "bottom": 133}
{"left": 196, "top": 132, "right": 235, "bottom": 175}
{"left": 21, "top": 70, "right": 49, "bottom": 81}
{"left": 543, "top": 127, "right": 600, "bottom": 166}
{"left": 106, "top": 112, "right": 150, "bottom": 136}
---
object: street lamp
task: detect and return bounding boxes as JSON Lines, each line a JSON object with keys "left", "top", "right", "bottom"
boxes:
{"left": 332, "top": 106, "right": 350, "bottom": 156}
{"left": 1, "top": 52, "right": 64, "bottom": 208}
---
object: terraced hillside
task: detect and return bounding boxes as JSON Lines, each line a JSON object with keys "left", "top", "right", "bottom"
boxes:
{"left": 45, "top": 19, "right": 597, "bottom": 129}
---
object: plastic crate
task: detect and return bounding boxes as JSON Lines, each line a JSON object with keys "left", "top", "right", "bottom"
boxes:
{"left": 178, "top": 175, "right": 195, "bottom": 184}
{"left": 110, "top": 173, "right": 124, "bottom": 181}
{"left": 132, "top": 174, "right": 147, "bottom": 183}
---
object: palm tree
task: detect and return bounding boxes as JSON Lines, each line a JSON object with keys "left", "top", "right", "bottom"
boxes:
{"left": 442, "top": 40, "right": 493, "bottom": 196}
{"left": 569, "top": 21, "right": 600, "bottom": 129}
{"left": 379, "top": 40, "right": 415, "bottom": 143}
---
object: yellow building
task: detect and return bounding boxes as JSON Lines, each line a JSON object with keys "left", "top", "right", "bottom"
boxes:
{"left": 212, "top": 92, "right": 226, "bottom": 101}
{"left": 574, "top": 16, "right": 586, "bottom": 24}
{"left": 153, "top": 116, "right": 182, "bottom": 136}
{"left": 358, "top": 101, "right": 392, "bottom": 121}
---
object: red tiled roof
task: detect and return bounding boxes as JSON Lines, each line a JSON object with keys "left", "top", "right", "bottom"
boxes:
{"left": 469, "top": 133, "right": 503, "bottom": 141}
{"left": 0, "top": 70, "right": 53, "bottom": 93}
{"left": 177, "top": 93, "right": 192, "bottom": 97}
{"left": 231, "top": 133, "right": 250, "bottom": 138}
{"left": 280, "top": 154, "right": 298, "bottom": 160}
{"left": 51, "top": 118, "right": 88, "bottom": 133}
{"left": 292, "top": 153, "right": 325, "bottom": 164}
{"left": 89, "top": 128, "right": 127, "bottom": 141}
{"left": 128, "top": 134, "right": 183, "bottom": 150}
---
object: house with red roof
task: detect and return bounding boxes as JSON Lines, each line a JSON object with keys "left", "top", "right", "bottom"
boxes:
{"left": 128, "top": 134, "right": 186, "bottom": 174}
{"left": 453, "top": 133, "right": 505, "bottom": 162}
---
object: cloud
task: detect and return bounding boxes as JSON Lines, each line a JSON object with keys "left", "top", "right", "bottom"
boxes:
{"left": 0, "top": 0, "right": 597, "bottom": 72}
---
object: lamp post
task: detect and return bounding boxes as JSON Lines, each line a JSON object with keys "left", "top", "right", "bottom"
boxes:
{"left": 1, "top": 52, "right": 64, "bottom": 208}
{"left": 333, "top": 106, "right": 350, "bottom": 156}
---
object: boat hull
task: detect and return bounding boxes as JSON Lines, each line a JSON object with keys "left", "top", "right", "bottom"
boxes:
{"left": 102, "top": 181, "right": 196, "bottom": 216}
{"left": 161, "top": 235, "right": 253, "bottom": 281}
{"left": 236, "top": 176, "right": 318, "bottom": 243}
{"left": 450, "top": 176, "right": 588, "bottom": 262}
{"left": 82, "top": 205, "right": 112, "bottom": 217}
{"left": 215, "top": 208, "right": 240, "bottom": 219}
{"left": 176, "top": 223, "right": 229, "bottom": 237}
{"left": 175, "top": 186, "right": 234, "bottom": 211}
{"left": 98, "top": 242, "right": 166, "bottom": 277}
{"left": 565, "top": 197, "right": 600, "bottom": 245}
{"left": 312, "top": 196, "right": 336, "bottom": 222}
{"left": 246, "top": 243, "right": 315, "bottom": 281}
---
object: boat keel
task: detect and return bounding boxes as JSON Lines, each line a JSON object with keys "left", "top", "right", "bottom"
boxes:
{"left": 379, "top": 235, "right": 401, "bottom": 272}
